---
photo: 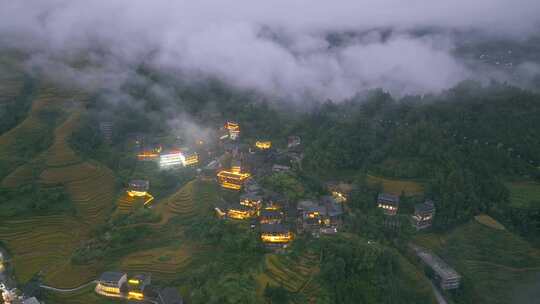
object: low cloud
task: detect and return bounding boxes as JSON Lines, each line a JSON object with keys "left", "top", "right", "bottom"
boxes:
{"left": 1, "top": 0, "right": 539, "bottom": 101}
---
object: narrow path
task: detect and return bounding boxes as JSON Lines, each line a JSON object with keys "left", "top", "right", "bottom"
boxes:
{"left": 465, "top": 260, "right": 540, "bottom": 272}
{"left": 429, "top": 281, "right": 448, "bottom": 304}
{"left": 39, "top": 280, "right": 96, "bottom": 293}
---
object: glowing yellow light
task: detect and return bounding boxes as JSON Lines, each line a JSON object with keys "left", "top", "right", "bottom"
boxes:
{"left": 95, "top": 284, "right": 122, "bottom": 298}
{"left": 240, "top": 199, "right": 261, "bottom": 208}
{"left": 185, "top": 154, "right": 199, "bottom": 166}
{"left": 128, "top": 279, "right": 140, "bottom": 285}
{"left": 332, "top": 191, "right": 347, "bottom": 202}
{"left": 217, "top": 170, "right": 250, "bottom": 190}
{"left": 261, "top": 232, "right": 293, "bottom": 243}
{"left": 137, "top": 152, "right": 159, "bottom": 160}
{"left": 227, "top": 209, "right": 253, "bottom": 220}
{"left": 127, "top": 190, "right": 148, "bottom": 197}
{"left": 128, "top": 291, "right": 144, "bottom": 300}
{"left": 255, "top": 141, "right": 272, "bottom": 149}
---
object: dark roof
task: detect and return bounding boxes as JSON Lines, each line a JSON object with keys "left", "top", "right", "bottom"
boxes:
{"left": 99, "top": 271, "right": 125, "bottom": 283}
{"left": 304, "top": 205, "right": 326, "bottom": 215}
{"left": 240, "top": 192, "right": 262, "bottom": 201}
{"left": 321, "top": 196, "right": 344, "bottom": 217}
{"left": 377, "top": 193, "right": 400, "bottom": 204}
{"left": 129, "top": 180, "right": 149, "bottom": 187}
{"left": 261, "top": 223, "right": 288, "bottom": 233}
{"left": 159, "top": 287, "right": 184, "bottom": 304}
{"left": 415, "top": 200, "right": 435, "bottom": 213}
{"left": 260, "top": 209, "right": 282, "bottom": 218}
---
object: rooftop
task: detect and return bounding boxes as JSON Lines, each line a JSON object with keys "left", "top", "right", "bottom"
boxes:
{"left": 260, "top": 209, "right": 282, "bottom": 218}
{"left": 411, "top": 245, "right": 460, "bottom": 280}
{"left": 378, "top": 193, "right": 400, "bottom": 204}
{"left": 415, "top": 200, "right": 436, "bottom": 213}
{"left": 261, "top": 223, "right": 289, "bottom": 234}
{"left": 98, "top": 271, "right": 126, "bottom": 283}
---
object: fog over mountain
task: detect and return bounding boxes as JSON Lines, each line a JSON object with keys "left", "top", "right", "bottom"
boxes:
{"left": 1, "top": 0, "right": 540, "bottom": 101}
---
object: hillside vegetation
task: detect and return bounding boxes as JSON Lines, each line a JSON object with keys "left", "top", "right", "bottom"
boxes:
{"left": 414, "top": 221, "right": 540, "bottom": 304}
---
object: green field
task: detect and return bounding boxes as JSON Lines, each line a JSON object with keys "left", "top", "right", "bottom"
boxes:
{"left": 256, "top": 251, "right": 321, "bottom": 303}
{"left": 506, "top": 181, "right": 540, "bottom": 209}
{"left": 414, "top": 221, "right": 540, "bottom": 304}
{"left": 367, "top": 174, "right": 424, "bottom": 196}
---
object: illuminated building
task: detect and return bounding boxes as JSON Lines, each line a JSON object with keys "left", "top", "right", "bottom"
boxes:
{"left": 326, "top": 182, "right": 353, "bottom": 203}
{"left": 377, "top": 193, "right": 400, "bottom": 216}
{"left": 227, "top": 203, "right": 256, "bottom": 220}
{"left": 127, "top": 180, "right": 149, "bottom": 197}
{"left": 231, "top": 160, "right": 242, "bottom": 173}
{"left": 127, "top": 274, "right": 151, "bottom": 301}
{"left": 217, "top": 170, "right": 250, "bottom": 190}
{"left": 137, "top": 145, "right": 161, "bottom": 161}
{"left": 259, "top": 209, "right": 283, "bottom": 224}
{"left": 240, "top": 193, "right": 262, "bottom": 210}
{"left": 297, "top": 197, "right": 343, "bottom": 236}
{"left": 95, "top": 272, "right": 127, "bottom": 298}
{"left": 260, "top": 224, "right": 293, "bottom": 245}
{"left": 255, "top": 141, "right": 271, "bottom": 150}
{"left": 331, "top": 191, "right": 347, "bottom": 203}
{"left": 160, "top": 150, "right": 185, "bottom": 169}
{"left": 225, "top": 121, "right": 240, "bottom": 140}
{"left": 125, "top": 180, "right": 154, "bottom": 207}
{"left": 184, "top": 152, "right": 199, "bottom": 166}
{"left": 412, "top": 200, "right": 436, "bottom": 230}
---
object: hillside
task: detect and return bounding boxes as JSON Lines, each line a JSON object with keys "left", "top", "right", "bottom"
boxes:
{"left": 0, "top": 87, "right": 116, "bottom": 288}
{"left": 414, "top": 221, "right": 540, "bottom": 304}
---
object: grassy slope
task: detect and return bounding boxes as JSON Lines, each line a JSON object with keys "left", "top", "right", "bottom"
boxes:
{"left": 0, "top": 91, "right": 61, "bottom": 181}
{"left": 506, "top": 181, "right": 540, "bottom": 209}
{"left": 414, "top": 221, "right": 540, "bottom": 304}
{"left": 0, "top": 90, "right": 115, "bottom": 288}
{"left": 256, "top": 251, "right": 321, "bottom": 303}
{"left": 367, "top": 174, "right": 424, "bottom": 196}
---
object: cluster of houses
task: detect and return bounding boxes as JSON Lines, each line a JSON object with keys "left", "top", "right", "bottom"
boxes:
{"left": 210, "top": 122, "right": 306, "bottom": 249}
{"left": 215, "top": 179, "right": 295, "bottom": 249}
{"left": 375, "top": 193, "right": 437, "bottom": 230}
{"left": 126, "top": 180, "right": 155, "bottom": 206}
{"left": 375, "top": 194, "right": 461, "bottom": 290}
{"left": 95, "top": 271, "right": 183, "bottom": 304}
{"left": 0, "top": 250, "right": 41, "bottom": 304}
{"left": 131, "top": 133, "right": 199, "bottom": 169}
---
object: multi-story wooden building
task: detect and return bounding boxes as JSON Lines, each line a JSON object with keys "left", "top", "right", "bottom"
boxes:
{"left": 412, "top": 200, "right": 436, "bottom": 229}
{"left": 377, "top": 193, "right": 400, "bottom": 216}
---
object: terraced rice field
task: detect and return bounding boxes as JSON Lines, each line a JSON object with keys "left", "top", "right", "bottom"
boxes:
{"left": 119, "top": 245, "right": 195, "bottom": 281}
{"left": 158, "top": 180, "right": 218, "bottom": 223}
{"left": 257, "top": 251, "right": 321, "bottom": 303}
{"left": 414, "top": 221, "right": 540, "bottom": 304}
{"left": 0, "top": 215, "right": 86, "bottom": 284}
{"left": 506, "top": 181, "right": 540, "bottom": 209}
{"left": 367, "top": 174, "right": 424, "bottom": 196}
{"left": 0, "top": 97, "right": 116, "bottom": 288}
{"left": 0, "top": 95, "right": 60, "bottom": 180}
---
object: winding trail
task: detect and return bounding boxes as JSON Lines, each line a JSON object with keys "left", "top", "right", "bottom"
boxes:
{"left": 39, "top": 280, "right": 96, "bottom": 293}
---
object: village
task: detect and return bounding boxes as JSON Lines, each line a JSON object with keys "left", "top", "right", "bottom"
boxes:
{"left": 0, "top": 119, "right": 461, "bottom": 304}
{"left": 85, "top": 120, "right": 461, "bottom": 303}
